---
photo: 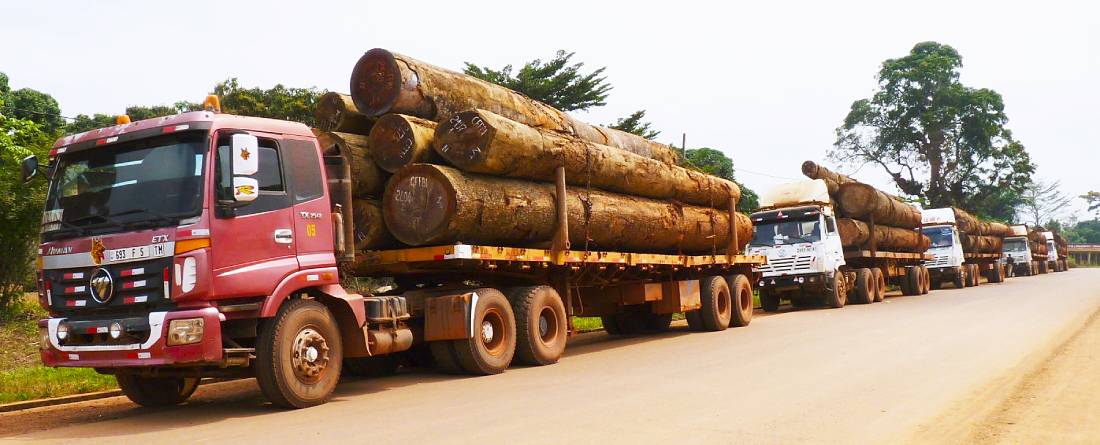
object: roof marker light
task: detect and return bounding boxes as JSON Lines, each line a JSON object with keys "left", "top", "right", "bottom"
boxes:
{"left": 115, "top": 115, "right": 131, "bottom": 125}
{"left": 203, "top": 95, "right": 221, "bottom": 113}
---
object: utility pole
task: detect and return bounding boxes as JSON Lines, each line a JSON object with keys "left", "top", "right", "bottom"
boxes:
{"left": 681, "top": 133, "right": 687, "bottom": 158}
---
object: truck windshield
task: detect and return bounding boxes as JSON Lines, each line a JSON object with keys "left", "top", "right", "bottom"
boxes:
{"left": 1004, "top": 238, "right": 1027, "bottom": 252}
{"left": 751, "top": 219, "right": 821, "bottom": 246}
{"left": 42, "top": 132, "right": 207, "bottom": 241}
{"left": 921, "top": 226, "right": 954, "bottom": 248}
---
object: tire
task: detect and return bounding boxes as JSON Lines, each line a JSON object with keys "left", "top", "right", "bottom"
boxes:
{"left": 645, "top": 313, "right": 674, "bottom": 332}
{"left": 760, "top": 289, "right": 781, "bottom": 312}
{"left": 901, "top": 268, "right": 915, "bottom": 296}
{"left": 506, "top": 286, "right": 567, "bottom": 366}
{"left": 1039, "top": 261, "right": 1049, "bottom": 274}
{"left": 930, "top": 276, "right": 942, "bottom": 290}
{"left": 726, "top": 274, "right": 754, "bottom": 327}
{"left": 430, "top": 341, "right": 464, "bottom": 374}
{"left": 921, "top": 266, "right": 931, "bottom": 294}
{"left": 116, "top": 374, "right": 199, "bottom": 407}
{"left": 907, "top": 266, "right": 923, "bottom": 295}
{"left": 952, "top": 266, "right": 965, "bottom": 290}
{"left": 697, "top": 276, "right": 733, "bottom": 331}
{"left": 852, "top": 268, "right": 873, "bottom": 304}
{"left": 601, "top": 316, "right": 623, "bottom": 335}
{"left": 255, "top": 298, "right": 343, "bottom": 409}
{"left": 970, "top": 264, "right": 981, "bottom": 287}
{"left": 343, "top": 355, "right": 400, "bottom": 378}
{"left": 825, "top": 273, "right": 846, "bottom": 308}
{"left": 451, "top": 288, "right": 516, "bottom": 375}
{"left": 871, "top": 268, "right": 886, "bottom": 302}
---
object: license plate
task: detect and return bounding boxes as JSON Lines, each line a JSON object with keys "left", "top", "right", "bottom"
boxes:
{"left": 105, "top": 244, "right": 166, "bottom": 263}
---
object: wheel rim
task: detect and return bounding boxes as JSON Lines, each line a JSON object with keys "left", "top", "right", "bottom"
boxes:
{"left": 537, "top": 306, "right": 558, "bottom": 344}
{"left": 718, "top": 288, "right": 731, "bottom": 318}
{"left": 481, "top": 308, "right": 506, "bottom": 356}
{"left": 291, "top": 326, "right": 330, "bottom": 384}
{"left": 738, "top": 287, "right": 751, "bottom": 312}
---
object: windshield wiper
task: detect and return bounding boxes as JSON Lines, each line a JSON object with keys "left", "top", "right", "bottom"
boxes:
{"left": 67, "top": 213, "right": 124, "bottom": 229}
{"left": 110, "top": 209, "right": 185, "bottom": 230}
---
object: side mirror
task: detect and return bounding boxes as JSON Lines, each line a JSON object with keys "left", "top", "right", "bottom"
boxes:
{"left": 230, "top": 134, "right": 260, "bottom": 203}
{"left": 20, "top": 155, "right": 39, "bottom": 183}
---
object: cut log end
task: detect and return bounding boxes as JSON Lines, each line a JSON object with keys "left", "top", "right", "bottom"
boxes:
{"left": 383, "top": 165, "right": 457, "bottom": 246}
{"left": 433, "top": 110, "right": 498, "bottom": 169}
{"left": 350, "top": 48, "right": 404, "bottom": 117}
{"left": 369, "top": 114, "right": 440, "bottom": 173}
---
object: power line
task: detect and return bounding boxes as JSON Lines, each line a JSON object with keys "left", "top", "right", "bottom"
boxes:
{"left": 0, "top": 104, "right": 79, "bottom": 121}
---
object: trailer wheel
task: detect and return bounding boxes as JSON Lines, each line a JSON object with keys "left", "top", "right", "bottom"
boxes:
{"left": 1039, "top": 260, "right": 1049, "bottom": 274}
{"left": 429, "top": 341, "right": 464, "bottom": 374}
{"left": 852, "top": 268, "right": 873, "bottom": 304}
{"left": 726, "top": 274, "right": 754, "bottom": 327}
{"left": 825, "top": 274, "right": 846, "bottom": 308}
{"left": 451, "top": 288, "right": 515, "bottom": 375}
{"left": 920, "top": 266, "right": 931, "bottom": 294}
{"left": 506, "top": 286, "right": 567, "bottom": 366}
{"left": 760, "top": 289, "right": 781, "bottom": 312}
{"left": 871, "top": 268, "right": 886, "bottom": 302}
{"left": 343, "top": 355, "right": 400, "bottom": 377}
{"left": 907, "top": 266, "right": 923, "bottom": 295}
{"left": 645, "top": 313, "right": 674, "bottom": 332}
{"left": 696, "top": 276, "right": 732, "bottom": 331}
{"left": 116, "top": 374, "right": 199, "bottom": 407}
{"left": 255, "top": 298, "right": 342, "bottom": 409}
{"left": 600, "top": 316, "right": 622, "bottom": 335}
{"left": 971, "top": 264, "right": 981, "bottom": 287}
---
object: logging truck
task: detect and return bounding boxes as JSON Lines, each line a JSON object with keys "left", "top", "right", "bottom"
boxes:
{"left": 920, "top": 208, "right": 1006, "bottom": 289}
{"left": 21, "top": 102, "right": 763, "bottom": 409}
{"left": 1003, "top": 225, "right": 1047, "bottom": 276}
{"left": 748, "top": 180, "right": 932, "bottom": 312}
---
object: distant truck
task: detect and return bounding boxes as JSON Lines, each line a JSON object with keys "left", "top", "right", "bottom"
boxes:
{"left": 748, "top": 180, "right": 931, "bottom": 312}
{"left": 1002, "top": 225, "right": 1045, "bottom": 276}
{"left": 1041, "top": 231, "right": 1069, "bottom": 272}
{"left": 920, "top": 208, "right": 1005, "bottom": 289}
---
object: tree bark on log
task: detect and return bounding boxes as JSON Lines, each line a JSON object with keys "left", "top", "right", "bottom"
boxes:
{"left": 801, "top": 161, "right": 858, "bottom": 194}
{"left": 432, "top": 109, "right": 740, "bottom": 208}
{"left": 368, "top": 114, "right": 441, "bottom": 173}
{"left": 382, "top": 164, "right": 752, "bottom": 254}
{"left": 1029, "top": 231, "right": 1048, "bottom": 255}
{"left": 349, "top": 48, "right": 680, "bottom": 164}
{"left": 952, "top": 207, "right": 1012, "bottom": 237}
{"left": 836, "top": 218, "right": 930, "bottom": 252}
{"left": 314, "top": 92, "right": 375, "bottom": 134}
{"left": 314, "top": 130, "right": 387, "bottom": 198}
{"left": 834, "top": 183, "right": 922, "bottom": 229}
{"left": 960, "top": 233, "right": 1003, "bottom": 254}
{"left": 352, "top": 199, "right": 398, "bottom": 251}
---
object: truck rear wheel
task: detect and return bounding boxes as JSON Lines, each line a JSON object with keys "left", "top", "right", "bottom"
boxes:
{"left": 695, "top": 276, "right": 732, "bottom": 331}
{"left": 116, "top": 374, "right": 199, "bottom": 407}
{"left": 920, "top": 266, "right": 931, "bottom": 294}
{"left": 853, "top": 268, "right": 873, "bottom": 304}
{"left": 1039, "top": 260, "right": 1049, "bottom": 274}
{"left": 430, "top": 341, "right": 464, "bottom": 374}
{"left": 255, "top": 298, "right": 343, "bottom": 409}
{"left": 970, "top": 264, "right": 981, "bottom": 287}
{"left": 726, "top": 274, "right": 754, "bottom": 327}
{"left": 825, "top": 274, "right": 846, "bottom": 308}
{"left": 645, "top": 313, "right": 674, "bottom": 332}
{"left": 451, "top": 288, "right": 515, "bottom": 375}
{"left": 506, "top": 286, "right": 567, "bottom": 366}
{"left": 871, "top": 268, "right": 886, "bottom": 302}
{"left": 760, "top": 289, "right": 781, "bottom": 312}
{"left": 907, "top": 266, "right": 923, "bottom": 295}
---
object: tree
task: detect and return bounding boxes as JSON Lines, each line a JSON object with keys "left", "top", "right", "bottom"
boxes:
{"left": 832, "top": 41, "right": 1035, "bottom": 221}
{"left": 0, "top": 72, "right": 65, "bottom": 135}
{"left": 214, "top": 78, "right": 321, "bottom": 126}
{"left": 682, "top": 147, "right": 760, "bottom": 212}
{"left": 0, "top": 94, "right": 52, "bottom": 309}
{"left": 1082, "top": 191, "right": 1100, "bottom": 218}
{"left": 609, "top": 110, "right": 659, "bottom": 139}
{"left": 464, "top": 50, "right": 611, "bottom": 111}
{"left": 1017, "top": 180, "right": 1073, "bottom": 227}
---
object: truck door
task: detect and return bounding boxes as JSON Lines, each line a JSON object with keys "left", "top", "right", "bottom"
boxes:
{"left": 281, "top": 138, "right": 336, "bottom": 269}
{"left": 824, "top": 215, "right": 845, "bottom": 270}
{"left": 209, "top": 131, "right": 299, "bottom": 298}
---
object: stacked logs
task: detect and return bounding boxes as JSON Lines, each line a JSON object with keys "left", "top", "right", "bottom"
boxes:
{"left": 318, "top": 48, "right": 752, "bottom": 256}
{"left": 951, "top": 207, "right": 1007, "bottom": 254}
{"left": 801, "top": 161, "right": 928, "bottom": 252}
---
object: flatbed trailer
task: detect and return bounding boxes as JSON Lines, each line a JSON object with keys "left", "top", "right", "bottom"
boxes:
{"left": 964, "top": 252, "right": 1006, "bottom": 284}
{"left": 843, "top": 249, "right": 934, "bottom": 296}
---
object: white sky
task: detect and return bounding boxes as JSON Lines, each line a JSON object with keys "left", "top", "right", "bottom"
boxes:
{"left": 2, "top": 0, "right": 1097, "bottom": 219}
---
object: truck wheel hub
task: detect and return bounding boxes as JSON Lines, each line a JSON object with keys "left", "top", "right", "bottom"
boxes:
{"left": 481, "top": 321, "right": 495, "bottom": 344}
{"left": 292, "top": 328, "right": 329, "bottom": 382}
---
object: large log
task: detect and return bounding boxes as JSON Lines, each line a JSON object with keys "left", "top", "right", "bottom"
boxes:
{"left": 952, "top": 208, "right": 1012, "bottom": 238}
{"left": 960, "top": 233, "right": 1003, "bottom": 254}
{"left": 352, "top": 199, "right": 398, "bottom": 251}
{"left": 314, "top": 131, "right": 387, "bottom": 198}
{"left": 382, "top": 164, "right": 752, "bottom": 254}
{"left": 1029, "top": 230, "right": 1048, "bottom": 256}
{"left": 836, "top": 218, "right": 930, "bottom": 253}
{"left": 432, "top": 109, "right": 740, "bottom": 208}
{"left": 834, "top": 183, "right": 921, "bottom": 229}
{"left": 801, "top": 161, "right": 858, "bottom": 194}
{"left": 349, "top": 48, "right": 680, "bottom": 164}
{"left": 368, "top": 114, "right": 441, "bottom": 173}
{"left": 314, "top": 92, "right": 375, "bottom": 134}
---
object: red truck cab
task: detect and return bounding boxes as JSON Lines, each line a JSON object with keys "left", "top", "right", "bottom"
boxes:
{"left": 26, "top": 105, "right": 366, "bottom": 408}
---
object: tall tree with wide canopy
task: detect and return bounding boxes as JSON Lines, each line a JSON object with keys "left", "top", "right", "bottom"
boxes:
{"left": 832, "top": 41, "right": 1035, "bottom": 221}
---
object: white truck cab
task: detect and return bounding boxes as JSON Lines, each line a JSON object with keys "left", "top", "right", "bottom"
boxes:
{"left": 1043, "top": 231, "right": 1058, "bottom": 268}
{"left": 920, "top": 208, "right": 970, "bottom": 289}
{"left": 748, "top": 180, "right": 843, "bottom": 286}
{"left": 1003, "top": 225, "right": 1035, "bottom": 276}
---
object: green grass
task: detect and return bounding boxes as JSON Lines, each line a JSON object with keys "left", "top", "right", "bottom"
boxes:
{"left": 0, "top": 293, "right": 117, "bottom": 403}
{"left": 0, "top": 367, "right": 116, "bottom": 403}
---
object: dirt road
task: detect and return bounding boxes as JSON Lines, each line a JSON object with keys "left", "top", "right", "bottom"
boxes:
{"left": 4, "top": 269, "right": 1099, "bottom": 444}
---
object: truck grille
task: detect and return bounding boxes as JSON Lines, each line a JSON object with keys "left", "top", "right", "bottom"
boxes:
{"left": 925, "top": 255, "right": 951, "bottom": 268}
{"left": 759, "top": 255, "right": 814, "bottom": 275}
{"left": 43, "top": 257, "right": 173, "bottom": 315}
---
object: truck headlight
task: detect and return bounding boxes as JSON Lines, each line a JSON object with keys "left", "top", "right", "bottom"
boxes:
{"left": 109, "top": 322, "right": 123, "bottom": 339}
{"left": 39, "top": 327, "right": 50, "bottom": 350}
{"left": 166, "top": 318, "right": 204, "bottom": 346}
{"left": 56, "top": 323, "right": 69, "bottom": 341}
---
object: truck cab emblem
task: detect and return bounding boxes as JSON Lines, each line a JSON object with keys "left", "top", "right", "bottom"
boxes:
{"left": 89, "top": 267, "right": 114, "bottom": 304}
{"left": 90, "top": 238, "right": 106, "bottom": 265}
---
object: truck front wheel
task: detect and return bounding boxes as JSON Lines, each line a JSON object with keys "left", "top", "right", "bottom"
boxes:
{"left": 256, "top": 298, "right": 343, "bottom": 409}
{"left": 824, "top": 274, "right": 846, "bottom": 308}
{"left": 116, "top": 374, "right": 199, "bottom": 407}
{"left": 760, "top": 289, "right": 781, "bottom": 312}
{"left": 506, "top": 286, "right": 567, "bottom": 366}
{"left": 451, "top": 288, "right": 515, "bottom": 375}
{"left": 952, "top": 266, "right": 966, "bottom": 289}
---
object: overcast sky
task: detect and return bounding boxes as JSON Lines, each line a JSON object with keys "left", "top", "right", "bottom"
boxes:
{"left": 2, "top": 0, "right": 1096, "bottom": 219}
